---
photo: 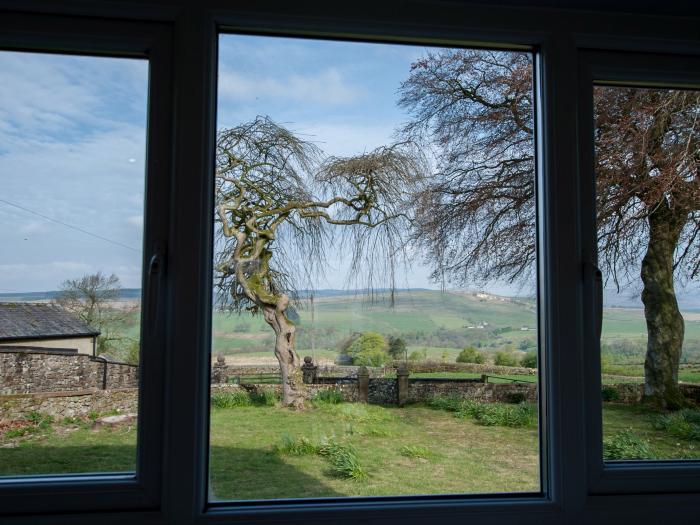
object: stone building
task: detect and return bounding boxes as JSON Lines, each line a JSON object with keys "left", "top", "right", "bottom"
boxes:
{"left": 0, "top": 302, "right": 100, "bottom": 356}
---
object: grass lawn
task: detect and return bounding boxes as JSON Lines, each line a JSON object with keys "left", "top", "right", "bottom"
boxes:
{"left": 2, "top": 402, "right": 699, "bottom": 495}
{"left": 602, "top": 404, "right": 700, "bottom": 459}
{"left": 208, "top": 403, "right": 540, "bottom": 499}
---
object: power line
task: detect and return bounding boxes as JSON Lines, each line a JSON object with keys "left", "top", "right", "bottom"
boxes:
{"left": 0, "top": 197, "right": 141, "bottom": 253}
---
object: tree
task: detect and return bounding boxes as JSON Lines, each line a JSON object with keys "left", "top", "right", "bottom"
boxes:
{"left": 54, "top": 272, "right": 134, "bottom": 356}
{"left": 456, "top": 346, "right": 485, "bottom": 364}
{"left": 347, "top": 331, "right": 390, "bottom": 367}
{"left": 214, "top": 116, "right": 425, "bottom": 407}
{"left": 399, "top": 49, "right": 700, "bottom": 408}
{"left": 387, "top": 336, "right": 407, "bottom": 359}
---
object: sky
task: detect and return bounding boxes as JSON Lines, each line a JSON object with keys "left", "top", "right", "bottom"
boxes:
{"left": 0, "top": 51, "right": 148, "bottom": 293}
{"left": 1, "top": 35, "right": 695, "bottom": 305}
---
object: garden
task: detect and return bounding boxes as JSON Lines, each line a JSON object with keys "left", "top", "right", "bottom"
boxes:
{"left": 2, "top": 390, "right": 699, "bottom": 498}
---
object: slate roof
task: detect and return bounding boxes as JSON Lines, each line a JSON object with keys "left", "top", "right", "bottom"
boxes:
{"left": 0, "top": 303, "right": 100, "bottom": 341}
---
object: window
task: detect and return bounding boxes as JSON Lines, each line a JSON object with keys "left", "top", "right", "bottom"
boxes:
{"left": 209, "top": 34, "right": 540, "bottom": 500}
{"left": 1, "top": 3, "right": 699, "bottom": 525}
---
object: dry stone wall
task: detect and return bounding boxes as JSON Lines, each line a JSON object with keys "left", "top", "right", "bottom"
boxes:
{"left": 0, "top": 388, "right": 138, "bottom": 420}
{"left": 0, "top": 348, "right": 138, "bottom": 395}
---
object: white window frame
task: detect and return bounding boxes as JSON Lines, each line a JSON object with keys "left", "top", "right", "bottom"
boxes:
{"left": 0, "top": 2, "right": 698, "bottom": 524}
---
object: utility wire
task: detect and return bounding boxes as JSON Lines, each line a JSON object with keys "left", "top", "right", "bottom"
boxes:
{"left": 0, "top": 197, "right": 141, "bottom": 253}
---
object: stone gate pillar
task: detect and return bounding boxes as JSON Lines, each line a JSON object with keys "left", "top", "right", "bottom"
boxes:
{"left": 396, "top": 362, "right": 410, "bottom": 407}
{"left": 357, "top": 366, "right": 369, "bottom": 402}
{"left": 301, "top": 356, "right": 318, "bottom": 384}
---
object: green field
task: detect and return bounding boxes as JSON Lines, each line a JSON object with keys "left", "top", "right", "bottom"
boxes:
{"left": 206, "top": 289, "right": 700, "bottom": 374}
{"left": 2, "top": 401, "right": 698, "bottom": 493}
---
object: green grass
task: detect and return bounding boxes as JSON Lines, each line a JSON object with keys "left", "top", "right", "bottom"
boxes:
{"left": 3, "top": 400, "right": 700, "bottom": 492}
{"left": 603, "top": 404, "right": 700, "bottom": 459}
{"left": 208, "top": 404, "right": 539, "bottom": 499}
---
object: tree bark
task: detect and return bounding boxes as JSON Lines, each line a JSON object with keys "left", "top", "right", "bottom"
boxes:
{"left": 641, "top": 202, "right": 687, "bottom": 409}
{"left": 262, "top": 296, "right": 305, "bottom": 408}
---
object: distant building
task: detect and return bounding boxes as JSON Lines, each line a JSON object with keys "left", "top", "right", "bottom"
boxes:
{"left": 0, "top": 303, "right": 100, "bottom": 356}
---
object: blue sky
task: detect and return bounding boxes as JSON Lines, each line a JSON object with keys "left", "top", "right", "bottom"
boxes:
{"left": 0, "top": 51, "right": 148, "bottom": 293}
{"left": 2, "top": 35, "right": 694, "bottom": 306}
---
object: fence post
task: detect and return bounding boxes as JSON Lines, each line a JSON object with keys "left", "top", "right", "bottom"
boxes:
{"left": 357, "top": 366, "right": 369, "bottom": 402}
{"left": 396, "top": 363, "right": 409, "bottom": 407}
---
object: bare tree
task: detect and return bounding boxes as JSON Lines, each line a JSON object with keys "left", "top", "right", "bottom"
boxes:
{"left": 215, "top": 116, "right": 425, "bottom": 407}
{"left": 399, "top": 49, "right": 700, "bottom": 408}
{"left": 54, "top": 272, "right": 134, "bottom": 355}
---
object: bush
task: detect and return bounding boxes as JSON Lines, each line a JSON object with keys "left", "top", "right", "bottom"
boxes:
{"left": 347, "top": 332, "right": 390, "bottom": 366}
{"left": 387, "top": 336, "right": 407, "bottom": 359}
{"left": 520, "top": 351, "right": 537, "bottom": 368}
{"left": 504, "top": 392, "right": 526, "bottom": 404}
{"left": 465, "top": 402, "right": 536, "bottom": 428}
{"left": 603, "top": 429, "right": 653, "bottom": 460}
{"left": 408, "top": 348, "right": 428, "bottom": 361}
{"left": 652, "top": 409, "right": 700, "bottom": 441}
{"left": 250, "top": 389, "right": 278, "bottom": 406}
{"left": 276, "top": 435, "right": 319, "bottom": 456}
{"left": 319, "top": 439, "right": 367, "bottom": 480}
{"left": 456, "top": 346, "right": 485, "bottom": 364}
{"left": 211, "top": 390, "right": 252, "bottom": 408}
{"left": 494, "top": 351, "right": 519, "bottom": 367}
{"left": 312, "top": 389, "right": 344, "bottom": 405}
{"left": 601, "top": 387, "right": 620, "bottom": 402}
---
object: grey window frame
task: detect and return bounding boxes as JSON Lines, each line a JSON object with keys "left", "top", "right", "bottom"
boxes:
{"left": 0, "top": 2, "right": 698, "bottom": 524}
{"left": 0, "top": 10, "right": 172, "bottom": 516}
{"left": 578, "top": 49, "right": 700, "bottom": 495}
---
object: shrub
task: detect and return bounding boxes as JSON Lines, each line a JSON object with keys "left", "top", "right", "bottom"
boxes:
{"left": 504, "top": 392, "right": 526, "bottom": 404}
{"left": 348, "top": 332, "right": 390, "bottom": 366}
{"left": 456, "top": 346, "right": 485, "bottom": 364}
{"left": 276, "top": 435, "right": 319, "bottom": 456}
{"left": 312, "top": 389, "right": 343, "bottom": 405}
{"left": 652, "top": 409, "right": 700, "bottom": 441}
{"left": 250, "top": 389, "right": 278, "bottom": 406}
{"left": 494, "top": 351, "right": 519, "bottom": 367}
{"left": 425, "top": 394, "right": 465, "bottom": 412}
{"left": 211, "top": 390, "right": 252, "bottom": 408}
{"left": 465, "top": 402, "right": 536, "bottom": 428}
{"left": 601, "top": 387, "right": 620, "bottom": 402}
{"left": 520, "top": 351, "right": 537, "bottom": 368}
{"left": 408, "top": 348, "right": 428, "bottom": 361}
{"left": 603, "top": 429, "right": 653, "bottom": 460}
{"left": 319, "top": 439, "right": 367, "bottom": 480}
{"left": 387, "top": 336, "right": 407, "bottom": 359}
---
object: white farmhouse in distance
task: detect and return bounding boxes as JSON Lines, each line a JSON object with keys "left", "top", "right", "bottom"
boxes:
{"left": 0, "top": 303, "right": 100, "bottom": 356}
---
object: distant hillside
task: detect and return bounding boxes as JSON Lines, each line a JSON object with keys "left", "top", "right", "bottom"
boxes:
{"left": 0, "top": 288, "right": 142, "bottom": 302}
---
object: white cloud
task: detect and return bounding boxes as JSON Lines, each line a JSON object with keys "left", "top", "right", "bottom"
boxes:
{"left": 219, "top": 68, "right": 360, "bottom": 107}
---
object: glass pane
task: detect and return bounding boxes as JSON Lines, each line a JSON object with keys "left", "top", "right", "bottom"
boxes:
{"left": 595, "top": 85, "right": 700, "bottom": 461}
{"left": 0, "top": 51, "right": 148, "bottom": 475}
{"left": 210, "top": 34, "right": 540, "bottom": 500}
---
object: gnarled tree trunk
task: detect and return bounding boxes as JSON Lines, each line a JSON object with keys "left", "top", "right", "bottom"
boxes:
{"left": 641, "top": 203, "right": 687, "bottom": 409}
{"left": 262, "top": 295, "right": 305, "bottom": 408}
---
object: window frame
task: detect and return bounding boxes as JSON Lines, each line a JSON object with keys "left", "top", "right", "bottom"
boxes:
{"left": 578, "top": 49, "right": 700, "bottom": 495}
{"left": 0, "top": 10, "right": 173, "bottom": 516}
{"left": 0, "top": 2, "right": 698, "bottom": 524}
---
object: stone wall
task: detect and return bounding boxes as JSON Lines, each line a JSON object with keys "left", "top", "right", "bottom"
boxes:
{"left": 0, "top": 348, "right": 138, "bottom": 395}
{"left": 0, "top": 388, "right": 138, "bottom": 420}
{"left": 394, "top": 360, "right": 538, "bottom": 376}
{"left": 602, "top": 383, "right": 700, "bottom": 405}
{"left": 211, "top": 362, "right": 389, "bottom": 384}
{"left": 407, "top": 380, "right": 537, "bottom": 404}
